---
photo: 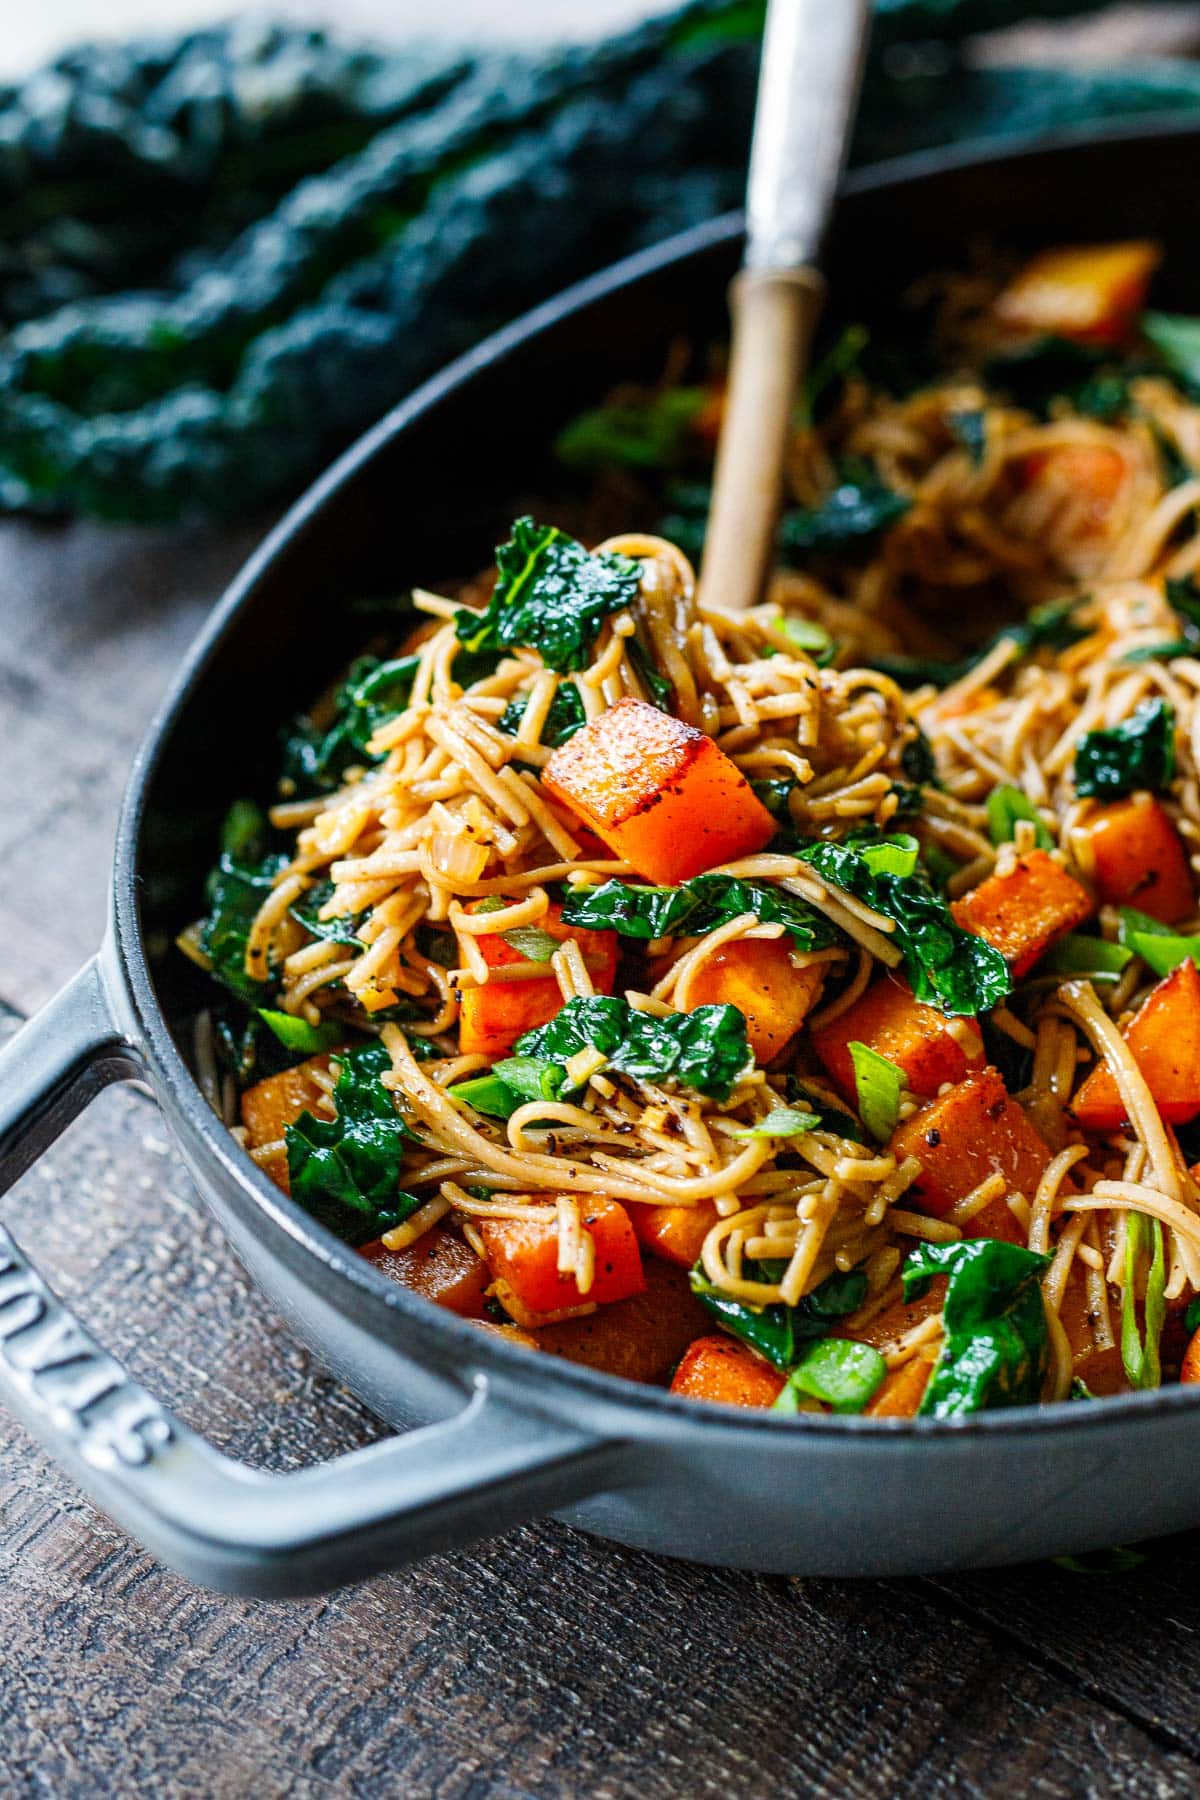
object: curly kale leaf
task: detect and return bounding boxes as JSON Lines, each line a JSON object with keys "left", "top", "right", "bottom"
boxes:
{"left": 497, "top": 680, "right": 588, "bottom": 747}
{"left": 690, "top": 1266, "right": 868, "bottom": 1371}
{"left": 559, "top": 872, "right": 845, "bottom": 951}
{"left": 796, "top": 836, "right": 1011, "bottom": 1015}
{"left": 456, "top": 517, "right": 641, "bottom": 674}
{"left": 289, "top": 878, "right": 365, "bottom": 950}
{"left": 516, "top": 994, "right": 750, "bottom": 1101}
{"left": 777, "top": 459, "right": 911, "bottom": 555}
{"left": 658, "top": 459, "right": 909, "bottom": 567}
{"left": 280, "top": 654, "right": 420, "bottom": 795}
{"left": 1073, "top": 697, "right": 1176, "bottom": 799}
{"left": 199, "top": 803, "right": 289, "bottom": 1003}
{"left": 285, "top": 1042, "right": 421, "bottom": 1245}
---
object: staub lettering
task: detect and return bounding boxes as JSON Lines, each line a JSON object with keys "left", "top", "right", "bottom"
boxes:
{"left": 0, "top": 1234, "right": 172, "bottom": 1469}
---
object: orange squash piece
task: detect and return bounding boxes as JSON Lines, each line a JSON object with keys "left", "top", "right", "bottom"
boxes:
{"left": 631, "top": 1199, "right": 718, "bottom": 1269}
{"left": 1071, "top": 959, "right": 1200, "bottom": 1131}
{"left": 845, "top": 1283, "right": 944, "bottom": 1352}
{"left": 240, "top": 1053, "right": 336, "bottom": 1193}
{"left": 811, "top": 973, "right": 983, "bottom": 1103}
{"left": 669, "top": 1335, "right": 785, "bottom": 1408}
{"left": 889, "top": 1066, "right": 1052, "bottom": 1230}
{"left": 1087, "top": 794, "right": 1194, "bottom": 925}
{"left": 457, "top": 900, "right": 618, "bottom": 1058}
{"left": 681, "top": 935, "right": 825, "bottom": 1061}
{"left": 951, "top": 849, "right": 1093, "bottom": 977}
{"left": 542, "top": 696, "right": 775, "bottom": 885}
{"left": 533, "top": 1260, "right": 708, "bottom": 1384}
{"left": 1181, "top": 1326, "right": 1200, "bottom": 1386}
{"left": 1018, "top": 444, "right": 1129, "bottom": 541}
{"left": 865, "top": 1357, "right": 933, "bottom": 1418}
{"left": 478, "top": 1198, "right": 645, "bottom": 1316}
{"left": 993, "top": 241, "right": 1160, "bottom": 344}
{"left": 359, "top": 1222, "right": 490, "bottom": 1318}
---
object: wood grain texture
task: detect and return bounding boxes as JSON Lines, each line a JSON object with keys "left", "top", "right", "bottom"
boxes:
{"left": 3, "top": 513, "right": 1200, "bottom": 1800}
{"left": 3, "top": 3, "right": 1200, "bottom": 1785}
{"left": 0, "top": 517, "right": 261, "bottom": 1014}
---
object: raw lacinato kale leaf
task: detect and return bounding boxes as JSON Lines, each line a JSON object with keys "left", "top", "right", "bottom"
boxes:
{"left": 285, "top": 1042, "right": 421, "bottom": 1246}
{"left": 497, "top": 680, "right": 587, "bottom": 747}
{"left": 690, "top": 1265, "right": 868, "bottom": 1371}
{"left": 795, "top": 836, "right": 1011, "bottom": 1015}
{"left": 516, "top": 995, "right": 750, "bottom": 1100}
{"left": 456, "top": 517, "right": 641, "bottom": 674}
{"left": 777, "top": 458, "right": 911, "bottom": 555}
{"left": 903, "top": 1238, "right": 1051, "bottom": 1417}
{"left": 559, "top": 873, "right": 846, "bottom": 951}
{"left": 1073, "top": 697, "right": 1176, "bottom": 799}
{"left": 280, "top": 653, "right": 420, "bottom": 795}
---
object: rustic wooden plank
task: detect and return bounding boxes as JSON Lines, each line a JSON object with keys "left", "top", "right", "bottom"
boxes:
{"left": 919, "top": 1547, "right": 1200, "bottom": 1760}
{"left": 4, "top": 0, "right": 1200, "bottom": 1772}
{"left": 0, "top": 1075, "right": 1193, "bottom": 1798}
{"left": 0, "top": 517, "right": 260, "bottom": 1013}
{"left": 1, "top": 499, "right": 1198, "bottom": 1791}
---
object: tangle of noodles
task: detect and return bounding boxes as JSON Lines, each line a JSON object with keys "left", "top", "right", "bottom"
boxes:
{"left": 183, "top": 240, "right": 1200, "bottom": 1417}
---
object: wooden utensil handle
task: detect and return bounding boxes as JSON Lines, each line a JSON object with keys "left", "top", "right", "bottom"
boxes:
{"left": 698, "top": 266, "right": 824, "bottom": 615}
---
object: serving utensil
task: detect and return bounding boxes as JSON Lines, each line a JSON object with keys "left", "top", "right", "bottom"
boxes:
{"left": 699, "top": 0, "right": 870, "bottom": 613}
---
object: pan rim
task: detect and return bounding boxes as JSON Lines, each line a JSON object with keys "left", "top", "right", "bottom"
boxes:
{"left": 114, "top": 117, "right": 1200, "bottom": 1443}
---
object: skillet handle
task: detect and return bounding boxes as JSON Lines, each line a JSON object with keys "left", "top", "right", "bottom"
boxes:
{"left": 0, "top": 959, "right": 621, "bottom": 1596}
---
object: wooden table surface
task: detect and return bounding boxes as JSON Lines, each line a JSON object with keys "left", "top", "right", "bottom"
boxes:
{"left": 12, "top": 540, "right": 1200, "bottom": 1800}
{"left": 8, "top": 7, "right": 1200, "bottom": 1798}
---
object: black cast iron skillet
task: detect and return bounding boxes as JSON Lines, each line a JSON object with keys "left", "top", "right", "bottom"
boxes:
{"left": 2, "top": 125, "right": 1200, "bottom": 1599}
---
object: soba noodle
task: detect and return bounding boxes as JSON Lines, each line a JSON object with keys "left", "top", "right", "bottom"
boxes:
{"left": 182, "top": 239, "right": 1200, "bottom": 1416}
